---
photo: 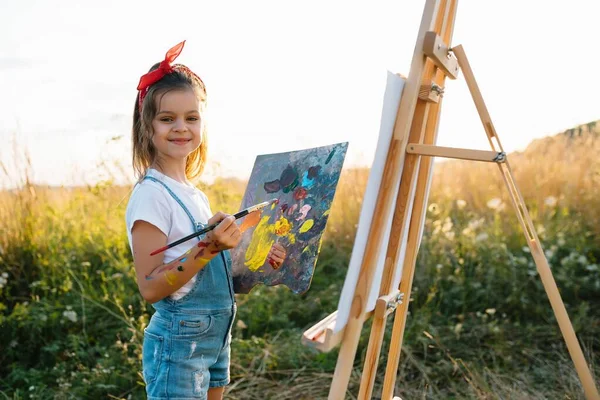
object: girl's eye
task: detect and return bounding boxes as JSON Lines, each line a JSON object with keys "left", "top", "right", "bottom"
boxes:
{"left": 160, "top": 117, "right": 173, "bottom": 122}
{"left": 187, "top": 117, "right": 199, "bottom": 122}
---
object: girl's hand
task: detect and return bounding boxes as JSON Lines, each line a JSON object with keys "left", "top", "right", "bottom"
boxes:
{"left": 267, "top": 242, "right": 287, "bottom": 270}
{"left": 206, "top": 212, "right": 241, "bottom": 251}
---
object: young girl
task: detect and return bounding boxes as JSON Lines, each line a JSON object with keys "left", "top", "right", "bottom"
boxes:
{"left": 125, "top": 41, "right": 286, "bottom": 400}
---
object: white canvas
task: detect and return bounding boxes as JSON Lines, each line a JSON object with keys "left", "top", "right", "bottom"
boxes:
{"left": 334, "top": 72, "right": 406, "bottom": 332}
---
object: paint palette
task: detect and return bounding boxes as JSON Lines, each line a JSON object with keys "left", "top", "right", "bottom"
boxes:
{"left": 231, "top": 142, "right": 349, "bottom": 294}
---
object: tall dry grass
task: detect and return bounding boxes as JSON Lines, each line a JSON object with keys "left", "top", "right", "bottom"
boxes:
{"left": 0, "top": 123, "right": 598, "bottom": 399}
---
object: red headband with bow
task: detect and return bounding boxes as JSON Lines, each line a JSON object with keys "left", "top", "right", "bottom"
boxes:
{"left": 137, "top": 40, "right": 202, "bottom": 112}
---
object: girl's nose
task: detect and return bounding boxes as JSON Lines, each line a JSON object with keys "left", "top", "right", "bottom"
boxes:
{"left": 173, "top": 118, "right": 187, "bottom": 132}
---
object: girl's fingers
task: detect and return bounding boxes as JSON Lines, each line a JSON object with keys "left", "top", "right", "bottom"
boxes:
{"left": 270, "top": 251, "right": 281, "bottom": 260}
{"left": 208, "top": 211, "right": 228, "bottom": 225}
{"left": 269, "top": 252, "right": 283, "bottom": 263}
{"left": 271, "top": 248, "right": 285, "bottom": 259}
{"left": 213, "top": 215, "right": 235, "bottom": 235}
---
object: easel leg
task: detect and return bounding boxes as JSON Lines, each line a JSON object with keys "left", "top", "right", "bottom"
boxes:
{"left": 381, "top": 94, "right": 443, "bottom": 400}
{"left": 358, "top": 100, "right": 431, "bottom": 400}
{"left": 453, "top": 44, "right": 600, "bottom": 400}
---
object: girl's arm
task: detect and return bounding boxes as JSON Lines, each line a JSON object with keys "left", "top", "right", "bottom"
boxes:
{"left": 131, "top": 212, "right": 241, "bottom": 303}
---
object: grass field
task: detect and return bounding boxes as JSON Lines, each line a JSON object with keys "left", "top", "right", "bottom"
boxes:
{"left": 0, "top": 122, "right": 598, "bottom": 399}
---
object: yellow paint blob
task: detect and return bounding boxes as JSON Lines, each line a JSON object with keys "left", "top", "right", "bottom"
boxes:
{"left": 323, "top": 209, "right": 330, "bottom": 216}
{"left": 164, "top": 271, "right": 177, "bottom": 286}
{"left": 245, "top": 216, "right": 275, "bottom": 272}
{"left": 196, "top": 257, "right": 211, "bottom": 266}
{"left": 287, "top": 233, "right": 296, "bottom": 244}
{"left": 299, "top": 219, "right": 314, "bottom": 233}
{"left": 274, "top": 216, "right": 291, "bottom": 236}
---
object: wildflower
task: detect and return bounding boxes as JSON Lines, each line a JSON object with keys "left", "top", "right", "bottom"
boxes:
{"left": 545, "top": 249, "right": 554, "bottom": 259}
{"left": 454, "top": 323, "right": 463, "bottom": 336}
{"left": 578, "top": 255, "right": 587, "bottom": 264}
{"left": 441, "top": 217, "right": 453, "bottom": 233}
{"left": 456, "top": 199, "right": 467, "bottom": 209}
{"left": 536, "top": 225, "right": 546, "bottom": 236}
{"left": 475, "top": 233, "right": 489, "bottom": 242}
{"left": 487, "top": 198, "right": 504, "bottom": 211}
{"left": 586, "top": 264, "right": 598, "bottom": 272}
{"left": 81, "top": 261, "right": 91, "bottom": 267}
{"left": 428, "top": 203, "right": 440, "bottom": 215}
{"left": 518, "top": 256, "right": 528, "bottom": 264}
{"left": 544, "top": 196, "right": 557, "bottom": 207}
{"left": 62, "top": 310, "right": 78, "bottom": 323}
{"left": 236, "top": 320, "right": 248, "bottom": 329}
{"left": 442, "top": 217, "right": 454, "bottom": 240}
{"left": 111, "top": 273, "right": 124, "bottom": 280}
{"left": 485, "top": 308, "right": 496, "bottom": 315}
{"left": 1, "top": 272, "right": 7, "bottom": 278}
{"left": 467, "top": 218, "right": 485, "bottom": 231}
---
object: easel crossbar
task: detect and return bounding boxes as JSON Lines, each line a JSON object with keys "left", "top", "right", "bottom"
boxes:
{"left": 407, "top": 143, "right": 506, "bottom": 162}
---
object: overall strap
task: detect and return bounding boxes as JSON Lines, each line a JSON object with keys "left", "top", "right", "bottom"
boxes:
{"left": 143, "top": 175, "right": 199, "bottom": 234}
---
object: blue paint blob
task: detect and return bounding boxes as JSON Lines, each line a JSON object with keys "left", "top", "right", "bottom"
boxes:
{"left": 301, "top": 171, "right": 315, "bottom": 189}
{"left": 179, "top": 257, "right": 187, "bottom": 262}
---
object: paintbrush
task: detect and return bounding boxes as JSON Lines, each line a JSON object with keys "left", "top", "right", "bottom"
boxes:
{"left": 150, "top": 199, "right": 277, "bottom": 256}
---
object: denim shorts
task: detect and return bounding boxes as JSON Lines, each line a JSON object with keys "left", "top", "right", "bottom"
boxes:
{"left": 142, "top": 307, "right": 235, "bottom": 399}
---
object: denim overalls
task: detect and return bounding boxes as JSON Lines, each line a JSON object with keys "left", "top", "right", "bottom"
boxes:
{"left": 141, "top": 175, "right": 236, "bottom": 399}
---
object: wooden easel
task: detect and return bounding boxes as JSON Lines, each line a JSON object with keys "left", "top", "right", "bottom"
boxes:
{"left": 304, "top": 0, "right": 600, "bottom": 399}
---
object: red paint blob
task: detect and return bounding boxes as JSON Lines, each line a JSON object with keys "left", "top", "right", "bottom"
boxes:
{"left": 197, "top": 242, "right": 209, "bottom": 248}
{"left": 269, "top": 259, "right": 279, "bottom": 269}
{"left": 294, "top": 187, "right": 307, "bottom": 200}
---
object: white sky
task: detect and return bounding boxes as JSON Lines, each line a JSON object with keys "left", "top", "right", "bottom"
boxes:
{"left": 1, "top": 0, "right": 599, "bottom": 187}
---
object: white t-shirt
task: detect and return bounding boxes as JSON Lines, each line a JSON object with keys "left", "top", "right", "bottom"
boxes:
{"left": 125, "top": 168, "right": 213, "bottom": 300}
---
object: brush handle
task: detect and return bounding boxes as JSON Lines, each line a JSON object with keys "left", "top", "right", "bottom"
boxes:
{"left": 149, "top": 200, "right": 272, "bottom": 256}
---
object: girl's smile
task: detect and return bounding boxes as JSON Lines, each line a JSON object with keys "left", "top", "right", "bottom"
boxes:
{"left": 169, "top": 139, "right": 192, "bottom": 145}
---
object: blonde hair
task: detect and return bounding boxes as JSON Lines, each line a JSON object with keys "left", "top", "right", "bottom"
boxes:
{"left": 132, "top": 63, "right": 208, "bottom": 184}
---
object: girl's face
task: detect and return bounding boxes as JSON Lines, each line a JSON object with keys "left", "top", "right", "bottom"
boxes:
{"left": 151, "top": 88, "right": 203, "bottom": 164}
